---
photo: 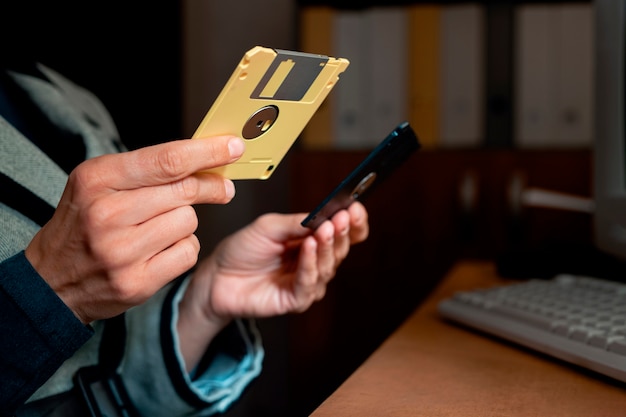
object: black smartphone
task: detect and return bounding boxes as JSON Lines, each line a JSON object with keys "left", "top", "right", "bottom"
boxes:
{"left": 301, "top": 121, "right": 421, "bottom": 230}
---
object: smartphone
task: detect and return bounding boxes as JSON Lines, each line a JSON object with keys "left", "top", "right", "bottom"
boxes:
{"left": 192, "top": 46, "right": 349, "bottom": 180}
{"left": 301, "top": 121, "right": 421, "bottom": 230}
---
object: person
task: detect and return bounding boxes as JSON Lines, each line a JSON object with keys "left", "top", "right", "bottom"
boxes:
{"left": 0, "top": 59, "right": 369, "bottom": 415}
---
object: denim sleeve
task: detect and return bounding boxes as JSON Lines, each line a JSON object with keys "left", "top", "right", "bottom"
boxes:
{"left": 120, "top": 276, "right": 264, "bottom": 416}
{"left": 0, "top": 251, "right": 93, "bottom": 416}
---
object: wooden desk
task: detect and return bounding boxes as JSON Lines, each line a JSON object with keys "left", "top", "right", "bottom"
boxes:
{"left": 311, "top": 261, "right": 626, "bottom": 416}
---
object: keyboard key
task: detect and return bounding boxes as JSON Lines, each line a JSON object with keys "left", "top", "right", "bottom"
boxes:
{"left": 569, "top": 326, "right": 602, "bottom": 342}
{"left": 489, "top": 304, "right": 554, "bottom": 330}
{"left": 588, "top": 333, "right": 610, "bottom": 348}
{"left": 607, "top": 337, "right": 626, "bottom": 355}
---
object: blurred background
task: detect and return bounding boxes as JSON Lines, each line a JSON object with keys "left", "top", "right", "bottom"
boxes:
{"left": 6, "top": 1, "right": 596, "bottom": 415}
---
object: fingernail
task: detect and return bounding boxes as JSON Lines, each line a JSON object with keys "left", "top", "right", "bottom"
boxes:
{"left": 228, "top": 137, "right": 245, "bottom": 160}
{"left": 224, "top": 179, "right": 236, "bottom": 199}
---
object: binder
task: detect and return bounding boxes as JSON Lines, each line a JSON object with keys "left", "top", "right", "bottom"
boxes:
{"left": 300, "top": 6, "right": 410, "bottom": 150}
{"left": 439, "top": 3, "right": 486, "bottom": 148}
{"left": 332, "top": 8, "right": 368, "bottom": 148}
{"left": 484, "top": 3, "right": 514, "bottom": 148}
{"left": 557, "top": 4, "right": 593, "bottom": 147}
{"left": 514, "top": 3, "right": 593, "bottom": 148}
{"left": 362, "top": 6, "right": 410, "bottom": 146}
{"left": 408, "top": 4, "right": 441, "bottom": 149}
{"left": 299, "top": 6, "right": 337, "bottom": 149}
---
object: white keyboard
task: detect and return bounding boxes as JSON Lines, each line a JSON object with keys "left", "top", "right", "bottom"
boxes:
{"left": 438, "top": 274, "right": 626, "bottom": 383}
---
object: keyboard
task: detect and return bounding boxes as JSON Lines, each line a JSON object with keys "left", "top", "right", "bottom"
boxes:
{"left": 438, "top": 274, "right": 626, "bottom": 383}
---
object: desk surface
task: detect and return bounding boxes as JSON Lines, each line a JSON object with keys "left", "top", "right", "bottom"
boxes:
{"left": 311, "top": 261, "right": 626, "bottom": 416}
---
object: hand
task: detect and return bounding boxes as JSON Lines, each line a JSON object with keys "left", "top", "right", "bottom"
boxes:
{"left": 176, "top": 202, "right": 369, "bottom": 371}
{"left": 25, "top": 136, "right": 245, "bottom": 324}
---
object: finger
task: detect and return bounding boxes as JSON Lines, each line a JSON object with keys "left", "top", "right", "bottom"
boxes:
{"left": 132, "top": 205, "right": 200, "bottom": 260}
{"left": 84, "top": 136, "right": 244, "bottom": 191}
{"left": 254, "top": 212, "right": 313, "bottom": 243}
{"left": 315, "top": 285, "right": 327, "bottom": 302}
{"left": 94, "top": 205, "right": 199, "bottom": 267}
{"left": 293, "top": 236, "right": 321, "bottom": 309}
{"left": 91, "top": 172, "right": 235, "bottom": 226}
{"left": 313, "top": 220, "right": 337, "bottom": 282}
{"left": 347, "top": 201, "right": 369, "bottom": 243}
{"left": 329, "top": 210, "right": 352, "bottom": 262}
{"left": 142, "top": 234, "right": 201, "bottom": 288}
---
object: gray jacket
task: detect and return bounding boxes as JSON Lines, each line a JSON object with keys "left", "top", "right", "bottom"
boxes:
{"left": 0, "top": 64, "right": 262, "bottom": 416}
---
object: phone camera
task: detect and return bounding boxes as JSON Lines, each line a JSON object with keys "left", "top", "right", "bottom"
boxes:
{"left": 351, "top": 172, "right": 377, "bottom": 199}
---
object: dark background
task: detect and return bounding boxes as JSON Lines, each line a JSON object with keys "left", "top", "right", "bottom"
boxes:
{"left": 2, "top": 2, "right": 183, "bottom": 149}
{"left": 2, "top": 2, "right": 601, "bottom": 417}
